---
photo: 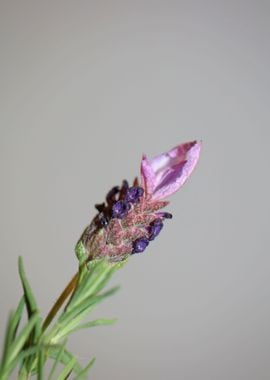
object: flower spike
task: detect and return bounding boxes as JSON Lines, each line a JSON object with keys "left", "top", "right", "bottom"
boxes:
{"left": 79, "top": 140, "right": 201, "bottom": 262}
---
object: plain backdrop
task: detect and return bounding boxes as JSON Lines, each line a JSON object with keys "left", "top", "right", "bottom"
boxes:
{"left": 0, "top": 1, "right": 270, "bottom": 379}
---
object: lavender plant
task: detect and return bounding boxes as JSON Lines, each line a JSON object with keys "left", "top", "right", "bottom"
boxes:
{"left": 0, "top": 141, "right": 201, "bottom": 379}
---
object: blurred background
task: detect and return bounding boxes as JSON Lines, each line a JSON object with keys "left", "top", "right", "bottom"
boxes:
{"left": 0, "top": 1, "right": 269, "bottom": 379}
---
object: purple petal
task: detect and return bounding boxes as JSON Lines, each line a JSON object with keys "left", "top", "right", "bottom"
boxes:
{"left": 140, "top": 141, "right": 201, "bottom": 200}
{"left": 153, "top": 141, "right": 201, "bottom": 200}
{"left": 140, "top": 154, "right": 156, "bottom": 195}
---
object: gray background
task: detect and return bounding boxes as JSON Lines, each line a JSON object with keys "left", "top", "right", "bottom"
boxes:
{"left": 0, "top": 1, "right": 270, "bottom": 379}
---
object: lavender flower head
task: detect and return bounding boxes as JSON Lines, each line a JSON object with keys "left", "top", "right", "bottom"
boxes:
{"left": 79, "top": 141, "right": 201, "bottom": 262}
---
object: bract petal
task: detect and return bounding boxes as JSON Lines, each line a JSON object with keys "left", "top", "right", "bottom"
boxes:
{"left": 140, "top": 154, "right": 156, "bottom": 196}
{"left": 152, "top": 141, "right": 201, "bottom": 200}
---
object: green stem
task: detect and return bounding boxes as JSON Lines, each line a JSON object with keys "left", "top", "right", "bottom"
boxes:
{"left": 42, "top": 273, "right": 79, "bottom": 332}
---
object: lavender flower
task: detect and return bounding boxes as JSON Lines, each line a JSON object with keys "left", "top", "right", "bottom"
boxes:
{"left": 79, "top": 141, "right": 201, "bottom": 262}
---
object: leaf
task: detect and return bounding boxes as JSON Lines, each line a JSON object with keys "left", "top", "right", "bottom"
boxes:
{"left": 86, "top": 259, "right": 120, "bottom": 291}
{"left": 56, "top": 357, "right": 77, "bottom": 380}
{"left": 18, "top": 257, "right": 42, "bottom": 375}
{"left": 48, "top": 340, "right": 67, "bottom": 380}
{"left": 73, "top": 357, "right": 96, "bottom": 380}
{"left": 72, "top": 318, "right": 117, "bottom": 330}
{"left": 0, "top": 298, "right": 25, "bottom": 371}
{"left": 18, "top": 257, "right": 38, "bottom": 318}
{"left": 63, "top": 285, "right": 120, "bottom": 326}
{"left": 10, "top": 345, "right": 44, "bottom": 380}
{"left": 66, "top": 259, "right": 117, "bottom": 313}
{"left": 0, "top": 314, "right": 40, "bottom": 379}
{"left": 0, "top": 312, "right": 15, "bottom": 376}
{"left": 0, "top": 298, "right": 26, "bottom": 377}
{"left": 66, "top": 260, "right": 108, "bottom": 310}
{"left": 18, "top": 257, "right": 41, "bottom": 342}
{"left": 7, "top": 313, "right": 40, "bottom": 366}
{"left": 16, "top": 343, "right": 65, "bottom": 378}
{"left": 37, "top": 349, "right": 45, "bottom": 380}
{"left": 48, "top": 347, "right": 83, "bottom": 375}
{"left": 58, "top": 318, "right": 116, "bottom": 337}
{"left": 51, "top": 286, "right": 119, "bottom": 343}
{"left": 9, "top": 297, "right": 25, "bottom": 342}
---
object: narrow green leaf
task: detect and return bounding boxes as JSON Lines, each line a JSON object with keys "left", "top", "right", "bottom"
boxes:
{"left": 18, "top": 257, "right": 41, "bottom": 344}
{"left": 48, "top": 347, "right": 83, "bottom": 375}
{"left": 61, "top": 318, "right": 116, "bottom": 336}
{"left": 0, "top": 299, "right": 26, "bottom": 379}
{"left": 7, "top": 313, "right": 39, "bottom": 366}
{"left": 86, "top": 259, "right": 119, "bottom": 294}
{"left": 37, "top": 349, "right": 45, "bottom": 380}
{"left": 74, "top": 318, "right": 116, "bottom": 330}
{"left": 67, "top": 260, "right": 112, "bottom": 310}
{"left": 74, "top": 258, "right": 117, "bottom": 306}
{"left": 5, "top": 343, "right": 63, "bottom": 380}
{"left": 51, "top": 286, "right": 119, "bottom": 343}
{"left": 73, "top": 357, "right": 96, "bottom": 380}
{"left": 18, "top": 257, "right": 38, "bottom": 318}
{"left": 7, "top": 345, "right": 43, "bottom": 380}
{"left": 48, "top": 340, "right": 67, "bottom": 380}
{"left": 62, "top": 285, "right": 119, "bottom": 326}
{"left": 0, "top": 312, "right": 15, "bottom": 376}
{"left": 0, "top": 315, "right": 39, "bottom": 379}
{"left": 56, "top": 357, "right": 77, "bottom": 380}
{"left": 9, "top": 297, "right": 25, "bottom": 342}
{"left": 0, "top": 297, "right": 26, "bottom": 375}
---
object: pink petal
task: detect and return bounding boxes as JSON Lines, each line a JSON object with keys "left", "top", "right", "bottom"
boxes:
{"left": 153, "top": 141, "right": 201, "bottom": 200}
{"left": 140, "top": 141, "right": 201, "bottom": 200}
{"left": 140, "top": 154, "right": 155, "bottom": 195}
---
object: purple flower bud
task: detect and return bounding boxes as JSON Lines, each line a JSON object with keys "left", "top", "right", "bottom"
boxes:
{"left": 112, "top": 200, "right": 130, "bottom": 219}
{"left": 148, "top": 219, "right": 163, "bottom": 240}
{"left": 125, "top": 186, "right": 144, "bottom": 203}
{"left": 132, "top": 237, "right": 149, "bottom": 254}
{"left": 106, "top": 186, "right": 120, "bottom": 205}
{"left": 119, "top": 180, "right": 129, "bottom": 199}
{"left": 156, "top": 212, "right": 173, "bottom": 219}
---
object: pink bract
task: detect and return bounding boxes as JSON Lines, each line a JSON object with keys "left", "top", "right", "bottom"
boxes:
{"left": 140, "top": 141, "right": 201, "bottom": 200}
